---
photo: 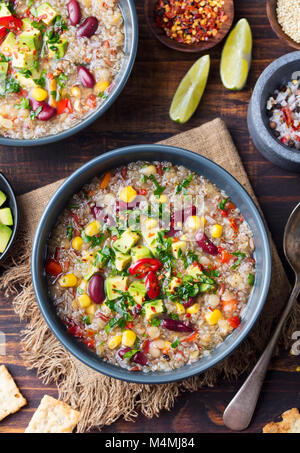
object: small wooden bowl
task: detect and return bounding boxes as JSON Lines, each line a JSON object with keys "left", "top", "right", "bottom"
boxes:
{"left": 144, "top": 0, "right": 234, "bottom": 53}
{"left": 266, "top": 0, "right": 300, "bottom": 50}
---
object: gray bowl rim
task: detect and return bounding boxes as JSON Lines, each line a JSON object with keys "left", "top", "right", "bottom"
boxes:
{"left": 0, "top": 172, "right": 18, "bottom": 262}
{"left": 251, "top": 50, "right": 300, "bottom": 164}
{"left": 0, "top": 0, "right": 138, "bottom": 147}
{"left": 31, "top": 144, "right": 271, "bottom": 384}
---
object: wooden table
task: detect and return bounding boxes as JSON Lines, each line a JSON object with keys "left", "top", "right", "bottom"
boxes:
{"left": 0, "top": 0, "right": 299, "bottom": 434}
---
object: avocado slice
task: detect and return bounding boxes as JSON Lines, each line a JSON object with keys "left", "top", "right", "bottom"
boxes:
{"left": 0, "top": 207, "right": 13, "bottom": 226}
{"left": 143, "top": 299, "right": 165, "bottom": 321}
{"left": 48, "top": 39, "right": 68, "bottom": 59}
{"left": 0, "top": 61, "right": 8, "bottom": 95}
{"left": 115, "top": 252, "right": 131, "bottom": 271}
{"left": 141, "top": 229, "right": 160, "bottom": 257}
{"left": 105, "top": 275, "right": 129, "bottom": 300}
{"left": 12, "top": 49, "right": 37, "bottom": 69}
{"left": 186, "top": 263, "right": 202, "bottom": 279}
{"left": 113, "top": 229, "right": 140, "bottom": 254}
{"left": 15, "top": 71, "right": 38, "bottom": 90}
{"left": 19, "top": 28, "right": 41, "bottom": 51}
{"left": 168, "top": 277, "right": 182, "bottom": 294}
{"left": 0, "top": 224, "right": 12, "bottom": 253}
{"left": 131, "top": 245, "right": 152, "bottom": 263}
{"left": 0, "top": 3, "right": 12, "bottom": 18}
{"left": 171, "top": 240, "right": 186, "bottom": 258}
{"left": 0, "top": 190, "right": 7, "bottom": 207}
{"left": 36, "top": 3, "right": 58, "bottom": 25}
{"left": 1, "top": 32, "right": 17, "bottom": 55}
{"left": 128, "top": 281, "right": 147, "bottom": 305}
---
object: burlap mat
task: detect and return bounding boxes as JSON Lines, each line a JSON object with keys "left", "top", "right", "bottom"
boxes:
{"left": 1, "top": 118, "right": 299, "bottom": 432}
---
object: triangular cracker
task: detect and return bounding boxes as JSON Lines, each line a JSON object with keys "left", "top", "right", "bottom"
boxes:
{"left": 0, "top": 365, "right": 27, "bottom": 421}
{"left": 263, "top": 408, "right": 300, "bottom": 433}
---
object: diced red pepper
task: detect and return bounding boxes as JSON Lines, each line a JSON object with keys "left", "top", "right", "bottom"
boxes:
{"left": 57, "top": 98, "right": 73, "bottom": 115}
{"left": 228, "top": 316, "right": 240, "bottom": 329}
{"left": 0, "top": 16, "right": 22, "bottom": 33}
{"left": 145, "top": 271, "right": 161, "bottom": 299}
{"left": 0, "top": 27, "right": 7, "bottom": 43}
{"left": 45, "top": 258, "right": 63, "bottom": 276}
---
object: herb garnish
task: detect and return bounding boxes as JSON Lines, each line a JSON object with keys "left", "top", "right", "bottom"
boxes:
{"left": 15, "top": 97, "right": 30, "bottom": 110}
{"left": 123, "top": 349, "right": 139, "bottom": 360}
{"left": 231, "top": 252, "right": 246, "bottom": 270}
{"left": 67, "top": 226, "right": 73, "bottom": 240}
{"left": 248, "top": 273, "right": 255, "bottom": 286}
{"left": 81, "top": 230, "right": 105, "bottom": 248}
{"left": 171, "top": 338, "right": 180, "bottom": 349}
{"left": 176, "top": 173, "right": 193, "bottom": 194}
{"left": 149, "top": 174, "right": 166, "bottom": 198}
{"left": 218, "top": 198, "right": 228, "bottom": 210}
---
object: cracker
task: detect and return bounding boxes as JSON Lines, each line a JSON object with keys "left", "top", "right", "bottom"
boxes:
{"left": 263, "top": 408, "right": 300, "bottom": 433}
{"left": 0, "top": 365, "right": 27, "bottom": 421}
{"left": 25, "top": 395, "right": 80, "bottom": 433}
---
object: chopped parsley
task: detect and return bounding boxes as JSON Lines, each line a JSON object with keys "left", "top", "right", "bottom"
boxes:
{"left": 123, "top": 349, "right": 139, "bottom": 360}
{"left": 148, "top": 174, "right": 166, "bottom": 198}
{"left": 30, "top": 105, "right": 42, "bottom": 119}
{"left": 176, "top": 173, "right": 193, "bottom": 194}
{"left": 81, "top": 230, "right": 105, "bottom": 248}
{"left": 171, "top": 338, "right": 180, "bottom": 349}
{"left": 15, "top": 97, "right": 31, "bottom": 110}
{"left": 169, "top": 313, "right": 179, "bottom": 320}
{"left": 231, "top": 252, "right": 246, "bottom": 270}
{"left": 67, "top": 226, "right": 73, "bottom": 240}
{"left": 248, "top": 273, "right": 255, "bottom": 286}
{"left": 6, "top": 77, "right": 21, "bottom": 94}
{"left": 149, "top": 317, "right": 161, "bottom": 327}
{"left": 218, "top": 198, "right": 228, "bottom": 210}
{"left": 183, "top": 250, "right": 199, "bottom": 269}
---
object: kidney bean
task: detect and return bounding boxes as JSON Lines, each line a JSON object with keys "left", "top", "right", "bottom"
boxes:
{"left": 76, "top": 16, "right": 98, "bottom": 38}
{"left": 77, "top": 65, "right": 95, "bottom": 88}
{"left": 161, "top": 318, "right": 194, "bottom": 332}
{"left": 195, "top": 231, "right": 218, "bottom": 256}
{"left": 182, "top": 297, "right": 195, "bottom": 309}
{"left": 91, "top": 206, "right": 115, "bottom": 226}
{"left": 168, "top": 205, "right": 196, "bottom": 237}
{"left": 118, "top": 347, "right": 131, "bottom": 359}
{"left": 87, "top": 274, "right": 105, "bottom": 304}
{"left": 30, "top": 99, "right": 57, "bottom": 121}
{"left": 67, "top": 0, "right": 81, "bottom": 26}
{"left": 131, "top": 351, "right": 148, "bottom": 366}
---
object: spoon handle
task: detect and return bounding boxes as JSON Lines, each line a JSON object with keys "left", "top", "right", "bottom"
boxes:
{"left": 223, "top": 279, "right": 300, "bottom": 431}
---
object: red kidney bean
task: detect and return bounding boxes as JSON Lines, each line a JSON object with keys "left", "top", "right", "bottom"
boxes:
{"left": 182, "top": 297, "right": 195, "bottom": 309}
{"left": 30, "top": 99, "right": 57, "bottom": 121}
{"left": 77, "top": 65, "right": 95, "bottom": 88}
{"left": 161, "top": 318, "right": 194, "bottom": 332}
{"left": 91, "top": 206, "right": 115, "bottom": 226}
{"left": 195, "top": 231, "right": 218, "bottom": 256}
{"left": 87, "top": 274, "right": 105, "bottom": 304}
{"left": 168, "top": 205, "right": 196, "bottom": 237}
{"left": 76, "top": 16, "right": 98, "bottom": 38}
{"left": 67, "top": 0, "right": 81, "bottom": 26}
{"left": 118, "top": 347, "right": 131, "bottom": 359}
{"left": 131, "top": 351, "right": 148, "bottom": 366}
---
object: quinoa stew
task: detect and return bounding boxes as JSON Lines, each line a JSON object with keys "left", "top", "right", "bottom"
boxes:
{"left": 0, "top": 0, "right": 124, "bottom": 139}
{"left": 46, "top": 161, "right": 256, "bottom": 373}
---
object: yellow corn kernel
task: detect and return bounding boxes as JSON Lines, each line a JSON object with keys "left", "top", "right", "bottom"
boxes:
{"left": 71, "top": 86, "right": 81, "bottom": 97}
{"left": 108, "top": 335, "right": 122, "bottom": 350}
{"left": 86, "top": 303, "right": 97, "bottom": 315}
{"left": 185, "top": 215, "right": 206, "bottom": 231}
{"left": 186, "top": 303, "right": 200, "bottom": 315}
{"left": 122, "top": 329, "right": 136, "bottom": 347}
{"left": 145, "top": 218, "right": 158, "bottom": 230}
{"left": 84, "top": 220, "right": 101, "bottom": 237}
{"left": 58, "top": 273, "right": 78, "bottom": 288}
{"left": 48, "top": 79, "right": 57, "bottom": 107}
{"left": 205, "top": 309, "right": 222, "bottom": 326}
{"left": 72, "top": 236, "right": 83, "bottom": 250}
{"left": 175, "top": 302, "right": 185, "bottom": 315}
{"left": 211, "top": 224, "right": 223, "bottom": 238}
{"left": 78, "top": 293, "right": 92, "bottom": 308}
{"left": 154, "top": 194, "right": 168, "bottom": 203}
{"left": 94, "top": 80, "right": 109, "bottom": 94}
{"left": 111, "top": 13, "right": 121, "bottom": 24}
{"left": 162, "top": 341, "right": 171, "bottom": 354}
{"left": 119, "top": 186, "right": 137, "bottom": 203}
{"left": 31, "top": 87, "right": 48, "bottom": 102}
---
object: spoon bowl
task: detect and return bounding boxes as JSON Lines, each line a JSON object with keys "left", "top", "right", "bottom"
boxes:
{"left": 284, "top": 203, "right": 300, "bottom": 274}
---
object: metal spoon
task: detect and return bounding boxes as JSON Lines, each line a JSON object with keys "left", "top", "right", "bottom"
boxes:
{"left": 223, "top": 202, "right": 300, "bottom": 431}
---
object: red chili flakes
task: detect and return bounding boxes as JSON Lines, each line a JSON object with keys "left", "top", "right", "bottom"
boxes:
{"left": 155, "top": 0, "right": 228, "bottom": 44}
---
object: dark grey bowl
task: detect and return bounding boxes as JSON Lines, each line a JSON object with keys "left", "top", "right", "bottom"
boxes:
{"left": 248, "top": 51, "right": 300, "bottom": 172}
{"left": 0, "top": 173, "right": 18, "bottom": 262}
{"left": 0, "top": 0, "right": 138, "bottom": 147}
{"left": 31, "top": 145, "right": 271, "bottom": 384}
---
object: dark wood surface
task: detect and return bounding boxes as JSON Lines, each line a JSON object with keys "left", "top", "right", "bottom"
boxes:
{"left": 0, "top": 0, "right": 299, "bottom": 434}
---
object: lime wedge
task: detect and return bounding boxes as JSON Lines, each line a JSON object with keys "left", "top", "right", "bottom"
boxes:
{"left": 169, "top": 54, "right": 210, "bottom": 124}
{"left": 220, "top": 18, "right": 252, "bottom": 91}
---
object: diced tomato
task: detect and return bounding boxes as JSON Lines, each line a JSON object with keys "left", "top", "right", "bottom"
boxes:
{"left": 142, "top": 339, "right": 150, "bottom": 353}
{"left": 126, "top": 321, "right": 134, "bottom": 329}
{"left": 68, "top": 324, "right": 83, "bottom": 338}
{"left": 129, "top": 258, "right": 162, "bottom": 279}
{"left": 145, "top": 271, "right": 161, "bottom": 299}
{"left": 57, "top": 98, "right": 73, "bottom": 115}
{"left": 229, "top": 218, "right": 239, "bottom": 233}
{"left": 226, "top": 201, "right": 236, "bottom": 211}
{"left": 156, "top": 163, "right": 163, "bottom": 176}
{"left": 45, "top": 258, "right": 62, "bottom": 276}
{"left": 86, "top": 94, "right": 96, "bottom": 109}
{"left": 221, "top": 299, "right": 238, "bottom": 317}
{"left": 137, "top": 188, "right": 147, "bottom": 196}
{"left": 220, "top": 209, "right": 228, "bottom": 217}
{"left": 218, "top": 247, "right": 233, "bottom": 264}
{"left": 83, "top": 338, "right": 95, "bottom": 348}
{"left": 228, "top": 316, "right": 240, "bottom": 329}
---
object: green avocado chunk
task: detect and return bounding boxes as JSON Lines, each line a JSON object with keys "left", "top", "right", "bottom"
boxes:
{"left": 113, "top": 229, "right": 140, "bottom": 254}
{"left": 0, "top": 190, "right": 7, "bottom": 207}
{"left": 105, "top": 275, "right": 129, "bottom": 300}
{"left": 1, "top": 32, "right": 17, "bottom": 55}
{"left": 115, "top": 252, "right": 131, "bottom": 271}
{"left": 36, "top": 2, "right": 58, "bottom": 25}
{"left": 0, "top": 61, "right": 8, "bottom": 95}
{"left": 143, "top": 299, "right": 165, "bottom": 321}
{"left": 48, "top": 39, "right": 68, "bottom": 59}
{"left": 131, "top": 245, "right": 152, "bottom": 263}
{"left": 0, "top": 3, "right": 11, "bottom": 18}
{"left": 0, "top": 207, "right": 13, "bottom": 226}
{"left": 128, "top": 281, "right": 147, "bottom": 305}
{"left": 19, "top": 27, "right": 41, "bottom": 51}
{"left": 12, "top": 49, "right": 37, "bottom": 69}
{"left": 0, "top": 224, "right": 12, "bottom": 253}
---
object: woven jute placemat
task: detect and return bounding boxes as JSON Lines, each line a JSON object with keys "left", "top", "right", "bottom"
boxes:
{"left": 1, "top": 118, "right": 299, "bottom": 432}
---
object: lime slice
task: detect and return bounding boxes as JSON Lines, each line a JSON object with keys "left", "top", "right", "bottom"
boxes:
{"left": 220, "top": 18, "right": 252, "bottom": 91}
{"left": 169, "top": 54, "right": 210, "bottom": 124}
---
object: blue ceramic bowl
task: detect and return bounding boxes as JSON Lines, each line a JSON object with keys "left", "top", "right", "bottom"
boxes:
{"left": 32, "top": 145, "right": 271, "bottom": 384}
{"left": 0, "top": 173, "right": 18, "bottom": 262}
{"left": 0, "top": 0, "right": 138, "bottom": 147}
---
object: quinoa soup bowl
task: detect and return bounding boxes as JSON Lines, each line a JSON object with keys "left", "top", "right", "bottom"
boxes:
{"left": 31, "top": 145, "right": 271, "bottom": 384}
{"left": 0, "top": 0, "right": 137, "bottom": 146}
